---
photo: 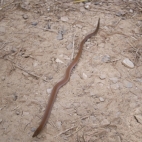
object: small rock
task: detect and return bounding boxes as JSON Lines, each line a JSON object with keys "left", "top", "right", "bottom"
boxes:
{"left": 33, "top": 62, "right": 38, "bottom": 67}
{"left": 115, "top": 136, "right": 121, "bottom": 142}
{"left": 1, "top": 76, "right": 5, "bottom": 81}
{"left": 66, "top": 43, "right": 73, "bottom": 50}
{"left": 90, "top": 115, "right": 96, "bottom": 122}
{"left": 84, "top": 2, "right": 91, "bottom": 9}
{"left": 102, "top": 55, "right": 110, "bottom": 63}
{"left": 99, "top": 74, "right": 106, "bottom": 80}
{"left": 0, "top": 26, "right": 5, "bottom": 33}
{"left": 57, "top": 32, "right": 63, "bottom": 40}
{"left": 23, "top": 112, "right": 29, "bottom": 115}
{"left": 22, "top": 14, "right": 28, "bottom": 19}
{"left": 99, "top": 97, "right": 105, "bottom": 102}
{"left": 134, "top": 115, "right": 142, "bottom": 124}
{"left": 61, "top": 16, "right": 68, "bottom": 22}
{"left": 55, "top": 58, "right": 64, "bottom": 63}
{"left": 109, "top": 77, "right": 118, "bottom": 83}
{"left": 122, "top": 58, "right": 134, "bottom": 69}
{"left": 94, "top": 2, "right": 100, "bottom": 5}
{"left": 47, "top": 88, "right": 52, "bottom": 94}
{"left": 90, "top": 92, "right": 97, "bottom": 97}
{"left": 129, "top": 9, "right": 133, "bottom": 13}
{"left": 31, "top": 127, "right": 36, "bottom": 132}
{"left": 123, "top": 80, "right": 133, "bottom": 88}
{"left": 12, "top": 93, "right": 18, "bottom": 101}
{"left": 75, "top": 24, "right": 83, "bottom": 28}
{"left": 16, "top": 111, "right": 20, "bottom": 115}
{"left": 63, "top": 55, "right": 70, "bottom": 60}
{"left": 31, "top": 21, "right": 38, "bottom": 26}
{"left": 110, "top": 84, "right": 119, "bottom": 90}
{"left": 47, "top": 74, "right": 53, "bottom": 80}
{"left": 82, "top": 73, "right": 87, "bottom": 79}
{"left": 135, "top": 79, "right": 142, "bottom": 83}
{"left": 56, "top": 121, "right": 62, "bottom": 129}
{"left": 98, "top": 43, "right": 105, "bottom": 48}
{"left": 22, "top": 72, "right": 29, "bottom": 77}
{"left": 0, "top": 119, "right": 2, "bottom": 123}
{"left": 11, "top": 47, "right": 17, "bottom": 53}
{"left": 101, "top": 119, "right": 110, "bottom": 125}
{"left": 116, "top": 11, "right": 126, "bottom": 16}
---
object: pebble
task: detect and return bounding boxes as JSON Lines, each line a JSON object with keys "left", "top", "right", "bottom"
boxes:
{"left": 55, "top": 58, "right": 64, "bottom": 63}
{"left": 61, "top": 16, "right": 68, "bottom": 22}
{"left": 109, "top": 77, "right": 118, "bottom": 83}
{"left": 33, "top": 62, "right": 38, "bottom": 67}
{"left": 94, "top": 2, "right": 100, "bottom": 5}
{"left": 0, "top": 26, "right": 6, "bottom": 33}
{"left": 66, "top": 43, "right": 73, "bottom": 50}
{"left": 47, "top": 88, "right": 52, "bottom": 94}
{"left": 22, "top": 72, "right": 29, "bottom": 77}
{"left": 98, "top": 43, "right": 105, "bottom": 48}
{"left": 102, "top": 55, "right": 110, "bottom": 63}
{"left": 0, "top": 119, "right": 2, "bottom": 123}
{"left": 47, "top": 74, "right": 53, "bottom": 80}
{"left": 134, "top": 115, "right": 142, "bottom": 124}
{"left": 82, "top": 73, "right": 87, "bottom": 79}
{"left": 57, "top": 32, "right": 63, "bottom": 40}
{"left": 122, "top": 58, "right": 134, "bottom": 69}
{"left": 16, "top": 111, "right": 20, "bottom": 115}
{"left": 11, "top": 47, "right": 17, "bottom": 53}
{"left": 110, "top": 84, "right": 119, "bottom": 90}
{"left": 129, "top": 9, "right": 133, "bottom": 13}
{"left": 116, "top": 11, "right": 126, "bottom": 16}
{"left": 31, "top": 127, "right": 36, "bottom": 132}
{"left": 75, "top": 24, "right": 83, "bottom": 28}
{"left": 84, "top": 2, "right": 91, "bottom": 9}
{"left": 31, "top": 21, "right": 38, "bottom": 26}
{"left": 23, "top": 112, "right": 29, "bottom": 115}
{"left": 99, "top": 74, "right": 106, "bottom": 80}
{"left": 135, "top": 79, "right": 142, "bottom": 83}
{"left": 22, "top": 14, "right": 28, "bottom": 19}
{"left": 123, "top": 80, "right": 133, "bottom": 88}
{"left": 12, "top": 93, "right": 18, "bottom": 101}
{"left": 101, "top": 119, "right": 110, "bottom": 125}
{"left": 90, "top": 92, "right": 97, "bottom": 97}
{"left": 99, "top": 97, "right": 105, "bottom": 102}
{"left": 56, "top": 121, "right": 62, "bottom": 129}
{"left": 1, "top": 76, "right": 5, "bottom": 81}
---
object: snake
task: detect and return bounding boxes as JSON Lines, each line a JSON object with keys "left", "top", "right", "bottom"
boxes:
{"left": 32, "top": 18, "right": 100, "bottom": 137}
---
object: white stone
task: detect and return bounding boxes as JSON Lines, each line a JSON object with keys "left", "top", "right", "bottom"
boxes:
{"left": 99, "top": 74, "right": 106, "bottom": 80}
{"left": 98, "top": 43, "right": 105, "bottom": 48}
{"left": 122, "top": 58, "right": 134, "bottom": 69}
{"left": 110, "top": 84, "right": 119, "bottom": 90}
{"left": 61, "top": 16, "right": 68, "bottom": 22}
{"left": 47, "top": 88, "right": 52, "bottom": 94}
{"left": 84, "top": 2, "right": 91, "bottom": 9}
{"left": 33, "top": 62, "right": 38, "bottom": 67}
{"left": 99, "top": 97, "right": 105, "bottom": 102}
{"left": 123, "top": 80, "right": 133, "bottom": 88}
{"left": 82, "top": 73, "right": 87, "bottom": 79}
{"left": 55, "top": 58, "right": 64, "bottom": 63}
{"left": 109, "top": 77, "right": 118, "bottom": 83}
{"left": 101, "top": 119, "right": 110, "bottom": 125}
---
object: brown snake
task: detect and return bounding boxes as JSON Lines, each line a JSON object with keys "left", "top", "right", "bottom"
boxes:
{"left": 33, "top": 18, "right": 100, "bottom": 137}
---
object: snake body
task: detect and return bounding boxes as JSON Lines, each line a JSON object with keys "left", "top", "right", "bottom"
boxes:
{"left": 33, "top": 18, "right": 100, "bottom": 137}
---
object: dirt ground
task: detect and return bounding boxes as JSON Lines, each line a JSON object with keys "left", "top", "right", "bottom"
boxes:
{"left": 0, "top": 0, "right": 142, "bottom": 142}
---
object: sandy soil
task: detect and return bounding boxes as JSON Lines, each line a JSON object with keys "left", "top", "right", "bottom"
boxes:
{"left": 0, "top": 0, "right": 142, "bottom": 142}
